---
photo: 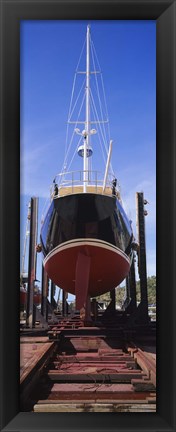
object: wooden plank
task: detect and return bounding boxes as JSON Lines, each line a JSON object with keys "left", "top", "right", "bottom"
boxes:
{"left": 20, "top": 336, "right": 49, "bottom": 344}
{"left": 131, "top": 379, "right": 155, "bottom": 392}
{"left": 34, "top": 402, "right": 156, "bottom": 412}
{"left": 52, "top": 359, "right": 137, "bottom": 367}
{"left": 133, "top": 350, "right": 156, "bottom": 386}
{"left": 47, "top": 371, "right": 144, "bottom": 382}
{"left": 47, "top": 383, "right": 149, "bottom": 394}
{"left": 20, "top": 342, "right": 55, "bottom": 384}
{"left": 146, "top": 395, "right": 157, "bottom": 403}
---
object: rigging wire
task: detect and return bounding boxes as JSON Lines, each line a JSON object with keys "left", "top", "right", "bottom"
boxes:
{"left": 75, "top": 36, "right": 86, "bottom": 72}
{"left": 91, "top": 40, "right": 111, "bottom": 139}
{"left": 63, "top": 73, "right": 77, "bottom": 169}
{"left": 90, "top": 36, "right": 109, "bottom": 153}
{"left": 60, "top": 92, "right": 86, "bottom": 179}
{"left": 56, "top": 29, "right": 117, "bottom": 191}
{"left": 89, "top": 93, "right": 107, "bottom": 168}
{"left": 91, "top": 40, "right": 115, "bottom": 177}
{"left": 66, "top": 135, "right": 82, "bottom": 172}
{"left": 62, "top": 36, "right": 86, "bottom": 173}
{"left": 68, "top": 76, "right": 86, "bottom": 122}
{"left": 89, "top": 89, "right": 109, "bottom": 159}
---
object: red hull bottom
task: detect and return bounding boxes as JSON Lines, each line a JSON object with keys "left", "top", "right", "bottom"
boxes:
{"left": 44, "top": 239, "right": 130, "bottom": 297}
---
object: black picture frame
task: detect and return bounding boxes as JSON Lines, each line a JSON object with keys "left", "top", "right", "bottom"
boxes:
{"left": 0, "top": 1, "right": 176, "bottom": 431}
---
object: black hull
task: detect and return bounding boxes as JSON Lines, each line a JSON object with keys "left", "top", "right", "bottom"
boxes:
{"left": 41, "top": 193, "right": 133, "bottom": 257}
{"left": 40, "top": 193, "right": 133, "bottom": 298}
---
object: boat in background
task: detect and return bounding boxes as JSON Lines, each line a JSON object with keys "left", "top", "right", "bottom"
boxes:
{"left": 20, "top": 201, "right": 41, "bottom": 309}
{"left": 40, "top": 25, "right": 134, "bottom": 314}
{"left": 20, "top": 285, "right": 27, "bottom": 308}
{"left": 20, "top": 283, "right": 41, "bottom": 308}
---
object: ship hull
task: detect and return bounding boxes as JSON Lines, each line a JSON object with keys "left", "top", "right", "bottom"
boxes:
{"left": 44, "top": 238, "right": 130, "bottom": 297}
{"left": 41, "top": 193, "right": 133, "bottom": 297}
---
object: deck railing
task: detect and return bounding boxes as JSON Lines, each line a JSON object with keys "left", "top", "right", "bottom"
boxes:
{"left": 41, "top": 170, "right": 121, "bottom": 225}
{"left": 51, "top": 170, "right": 120, "bottom": 198}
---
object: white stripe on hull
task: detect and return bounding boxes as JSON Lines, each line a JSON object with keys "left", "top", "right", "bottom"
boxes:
{"left": 43, "top": 238, "right": 130, "bottom": 266}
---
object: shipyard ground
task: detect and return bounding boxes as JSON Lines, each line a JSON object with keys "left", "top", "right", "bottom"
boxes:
{"left": 20, "top": 192, "right": 155, "bottom": 412}
{"left": 20, "top": 319, "right": 156, "bottom": 413}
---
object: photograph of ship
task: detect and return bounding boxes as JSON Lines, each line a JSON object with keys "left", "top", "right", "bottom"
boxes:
{"left": 20, "top": 21, "right": 156, "bottom": 412}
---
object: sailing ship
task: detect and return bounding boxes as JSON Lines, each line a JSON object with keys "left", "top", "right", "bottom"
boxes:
{"left": 40, "top": 25, "right": 134, "bottom": 311}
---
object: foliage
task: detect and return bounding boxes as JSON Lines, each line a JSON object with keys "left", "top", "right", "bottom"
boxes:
{"left": 136, "top": 275, "right": 156, "bottom": 304}
{"left": 95, "top": 276, "right": 156, "bottom": 306}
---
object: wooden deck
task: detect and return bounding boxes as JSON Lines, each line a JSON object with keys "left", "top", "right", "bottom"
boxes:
{"left": 55, "top": 185, "right": 120, "bottom": 199}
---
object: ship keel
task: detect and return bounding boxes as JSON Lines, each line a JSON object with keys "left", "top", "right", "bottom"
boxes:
{"left": 75, "top": 252, "right": 91, "bottom": 313}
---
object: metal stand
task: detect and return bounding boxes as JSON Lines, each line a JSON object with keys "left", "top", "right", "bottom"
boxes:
{"left": 126, "top": 192, "right": 149, "bottom": 326}
{"left": 26, "top": 197, "right": 38, "bottom": 328}
{"left": 110, "top": 288, "right": 116, "bottom": 311}
{"left": 41, "top": 264, "right": 48, "bottom": 322}
{"left": 124, "top": 256, "right": 137, "bottom": 314}
{"left": 123, "top": 277, "right": 130, "bottom": 309}
{"left": 136, "top": 192, "right": 149, "bottom": 324}
{"left": 50, "top": 281, "right": 56, "bottom": 307}
{"left": 62, "top": 290, "right": 67, "bottom": 317}
{"left": 84, "top": 295, "right": 92, "bottom": 324}
{"left": 129, "top": 257, "right": 137, "bottom": 311}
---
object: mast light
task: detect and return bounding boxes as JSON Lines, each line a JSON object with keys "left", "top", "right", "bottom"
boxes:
{"left": 78, "top": 145, "right": 93, "bottom": 157}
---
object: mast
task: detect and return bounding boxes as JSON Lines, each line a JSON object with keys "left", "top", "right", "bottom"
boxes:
{"left": 84, "top": 24, "right": 90, "bottom": 193}
{"left": 76, "top": 25, "right": 110, "bottom": 192}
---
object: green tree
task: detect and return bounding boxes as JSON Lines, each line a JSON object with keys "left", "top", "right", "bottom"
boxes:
{"left": 95, "top": 276, "right": 156, "bottom": 306}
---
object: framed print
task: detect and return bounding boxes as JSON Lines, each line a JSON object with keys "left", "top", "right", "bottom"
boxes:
{"left": 0, "top": 1, "right": 176, "bottom": 431}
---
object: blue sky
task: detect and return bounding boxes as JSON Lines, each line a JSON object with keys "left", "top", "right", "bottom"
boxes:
{"left": 20, "top": 20, "right": 156, "bottom": 292}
